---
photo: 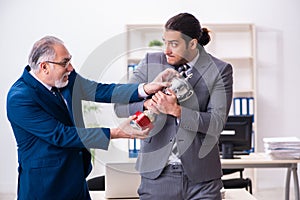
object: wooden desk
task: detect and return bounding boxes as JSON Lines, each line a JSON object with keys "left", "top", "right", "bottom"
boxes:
{"left": 221, "top": 153, "right": 300, "bottom": 200}
{"left": 90, "top": 189, "right": 256, "bottom": 200}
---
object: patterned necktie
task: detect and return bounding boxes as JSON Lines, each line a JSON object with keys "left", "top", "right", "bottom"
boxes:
{"left": 51, "top": 87, "right": 65, "bottom": 105}
{"left": 172, "top": 140, "right": 179, "bottom": 157}
{"left": 171, "top": 64, "right": 191, "bottom": 158}
{"left": 175, "top": 64, "right": 186, "bottom": 72}
{"left": 176, "top": 64, "right": 191, "bottom": 78}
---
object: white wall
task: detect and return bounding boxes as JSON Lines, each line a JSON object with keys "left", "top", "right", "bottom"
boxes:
{"left": 1, "top": 0, "right": 300, "bottom": 194}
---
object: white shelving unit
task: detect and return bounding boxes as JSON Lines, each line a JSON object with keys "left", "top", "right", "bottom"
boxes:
{"left": 125, "top": 24, "right": 258, "bottom": 189}
{"left": 125, "top": 23, "right": 257, "bottom": 145}
{"left": 126, "top": 24, "right": 164, "bottom": 65}
{"left": 204, "top": 24, "right": 256, "bottom": 100}
{"left": 202, "top": 23, "right": 257, "bottom": 191}
{"left": 204, "top": 24, "right": 257, "bottom": 152}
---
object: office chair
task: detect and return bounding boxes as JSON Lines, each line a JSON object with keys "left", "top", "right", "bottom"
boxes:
{"left": 222, "top": 168, "right": 252, "bottom": 194}
{"left": 87, "top": 176, "right": 105, "bottom": 191}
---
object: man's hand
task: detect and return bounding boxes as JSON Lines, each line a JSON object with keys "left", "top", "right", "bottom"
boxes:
{"left": 143, "top": 82, "right": 169, "bottom": 95}
{"left": 110, "top": 116, "right": 151, "bottom": 139}
{"left": 143, "top": 99, "right": 160, "bottom": 115}
{"left": 151, "top": 88, "right": 181, "bottom": 118}
{"left": 143, "top": 68, "right": 179, "bottom": 95}
{"left": 153, "top": 68, "right": 180, "bottom": 82}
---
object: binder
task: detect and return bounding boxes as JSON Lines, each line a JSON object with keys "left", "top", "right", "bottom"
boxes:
{"left": 128, "top": 138, "right": 140, "bottom": 158}
{"left": 128, "top": 64, "right": 136, "bottom": 80}
{"left": 241, "top": 98, "right": 248, "bottom": 115}
{"left": 127, "top": 64, "right": 140, "bottom": 158}
{"left": 233, "top": 97, "right": 254, "bottom": 118}
{"left": 233, "top": 98, "right": 241, "bottom": 115}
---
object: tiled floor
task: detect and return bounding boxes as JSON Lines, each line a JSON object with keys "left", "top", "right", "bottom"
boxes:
{"left": 0, "top": 188, "right": 297, "bottom": 200}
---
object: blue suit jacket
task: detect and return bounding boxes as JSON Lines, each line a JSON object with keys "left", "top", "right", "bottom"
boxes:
{"left": 6, "top": 66, "right": 140, "bottom": 200}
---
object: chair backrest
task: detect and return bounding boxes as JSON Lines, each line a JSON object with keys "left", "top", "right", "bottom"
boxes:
{"left": 222, "top": 168, "right": 252, "bottom": 194}
{"left": 222, "top": 168, "right": 244, "bottom": 177}
{"left": 87, "top": 176, "right": 105, "bottom": 191}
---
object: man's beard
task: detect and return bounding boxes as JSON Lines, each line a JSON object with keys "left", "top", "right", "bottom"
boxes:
{"left": 55, "top": 72, "right": 70, "bottom": 88}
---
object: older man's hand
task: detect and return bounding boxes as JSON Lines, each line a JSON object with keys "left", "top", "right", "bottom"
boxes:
{"left": 143, "top": 68, "right": 179, "bottom": 95}
{"left": 110, "top": 116, "right": 151, "bottom": 139}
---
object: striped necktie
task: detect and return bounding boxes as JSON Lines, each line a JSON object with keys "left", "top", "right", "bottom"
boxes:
{"left": 176, "top": 64, "right": 190, "bottom": 72}
{"left": 172, "top": 140, "right": 179, "bottom": 156}
{"left": 177, "top": 64, "right": 191, "bottom": 78}
{"left": 171, "top": 64, "right": 190, "bottom": 158}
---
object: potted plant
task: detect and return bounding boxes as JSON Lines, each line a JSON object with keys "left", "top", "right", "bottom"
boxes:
{"left": 148, "top": 39, "right": 163, "bottom": 47}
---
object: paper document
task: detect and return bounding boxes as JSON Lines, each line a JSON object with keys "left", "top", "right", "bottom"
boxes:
{"left": 263, "top": 137, "right": 300, "bottom": 159}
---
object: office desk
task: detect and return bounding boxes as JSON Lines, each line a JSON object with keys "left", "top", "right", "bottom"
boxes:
{"left": 90, "top": 189, "right": 256, "bottom": 200}
{"left": 221, "top": 153, "right": 300, "bottom": 200}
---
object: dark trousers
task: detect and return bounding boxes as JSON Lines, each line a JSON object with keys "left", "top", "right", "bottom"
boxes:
{"left": 138, "top": 164, "right": 223, "bottom": 200}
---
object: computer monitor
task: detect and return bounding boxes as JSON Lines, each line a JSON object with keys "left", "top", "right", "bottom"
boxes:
{"left": 219, "top": 115, "right": 253, "bottom": 159}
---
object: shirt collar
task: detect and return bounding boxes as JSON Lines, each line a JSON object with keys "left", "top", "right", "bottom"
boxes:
{"left": 187, "top": 50, "right": 199, "bottom": 68}
{"left": 29, "top": 70, "right": 52, "bottom": 91}
{"left": 185, "top": 49, "right": 199, "bottom": 72}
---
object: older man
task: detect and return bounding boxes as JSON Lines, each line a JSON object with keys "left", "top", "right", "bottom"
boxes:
{"left": 6, "top": 36, "right": 172, "bottom": 200}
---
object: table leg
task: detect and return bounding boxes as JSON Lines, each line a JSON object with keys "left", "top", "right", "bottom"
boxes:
{"left": 286, "top": 168, "right": 291, "bottom": 200}
{"left": 291, "top": 164, "right": 299, "bottom": 200}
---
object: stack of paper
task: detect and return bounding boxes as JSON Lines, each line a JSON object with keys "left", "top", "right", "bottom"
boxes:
{"left": 263, "top": 137, "right": 300, "bottom": 159}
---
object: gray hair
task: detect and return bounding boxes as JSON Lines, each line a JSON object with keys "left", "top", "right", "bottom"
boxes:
{"left": 28, "top": 36, "right": 64, "bottom": 73}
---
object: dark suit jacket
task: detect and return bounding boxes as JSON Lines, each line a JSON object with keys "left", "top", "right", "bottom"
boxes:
{"left": 6, "top": 66, "right": 140, "bottom": 200}
{"left": 115, "top": 46, "right": 233, "bottom": 183}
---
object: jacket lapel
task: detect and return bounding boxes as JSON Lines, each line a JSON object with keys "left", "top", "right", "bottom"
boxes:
{"left": 36, "top": 89, "right": 72, "bottom": 125}
{"left": 22, "top": 66, "right": 73, "bottom": 125}
{"left": 60, "top": 89, "right": 74, "bottom": 123}
{"left": 188, "top": 46, "right": 212, "bottom": 88}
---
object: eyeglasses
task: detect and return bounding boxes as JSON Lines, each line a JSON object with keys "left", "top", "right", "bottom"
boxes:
{"left": 45, "top": 55, "right": 72, "bottom": 68}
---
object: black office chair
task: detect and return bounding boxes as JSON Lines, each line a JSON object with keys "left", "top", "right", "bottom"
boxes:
{"left": 222, "top": 168, "right": 252, "bottom": 194}
{"left": 87, "top": 176, "right": 105, "bottom": 191}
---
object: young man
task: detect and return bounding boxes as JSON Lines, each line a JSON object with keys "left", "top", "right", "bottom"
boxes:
{"left": 115, "top": 13, "right": 233, "bottom": 199}
{"left": 6, "top": 36, "right": 171, "bottom": 200}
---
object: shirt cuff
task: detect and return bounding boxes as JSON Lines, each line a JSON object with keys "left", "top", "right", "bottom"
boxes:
{"left": 138, "top": 83, "right": 148, "bottom": 98}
